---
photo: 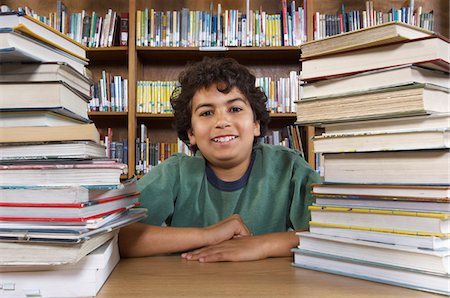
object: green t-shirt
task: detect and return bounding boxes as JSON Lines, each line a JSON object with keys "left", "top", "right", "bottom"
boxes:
{"left": 138, "top": 143, "right": 321, "bottom": 235}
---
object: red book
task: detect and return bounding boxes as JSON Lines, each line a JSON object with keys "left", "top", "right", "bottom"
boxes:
{"left": 119, "top": 12, "right": 129, "bottom": 46}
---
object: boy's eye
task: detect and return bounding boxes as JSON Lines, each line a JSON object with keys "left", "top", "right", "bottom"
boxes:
{"left": 199, "top": 110, "right": 213, "bottom": 117}
{"left": 230, "top": 107, "right": 243, "bottom": 112}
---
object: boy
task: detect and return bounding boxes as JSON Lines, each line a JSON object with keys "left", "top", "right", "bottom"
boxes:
{"left": 119, "top": 57, "right": 320, "bottom": 262}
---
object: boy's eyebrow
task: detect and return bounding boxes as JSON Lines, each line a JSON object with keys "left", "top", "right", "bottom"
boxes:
{"left": 193, "top": 97, "right": 247, "bottom": 112}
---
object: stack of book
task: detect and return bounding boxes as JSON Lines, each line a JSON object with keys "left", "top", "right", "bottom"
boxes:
{"left": 0, "top": 11, "right": 146, "bottom": 298}
{"left": 292, "top": 21, "right": 450, "bottom": 295}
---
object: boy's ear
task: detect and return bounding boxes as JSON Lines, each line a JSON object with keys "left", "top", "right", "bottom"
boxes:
{"left": 253, "top": 120, "right": 261, "bottom": 137}
{"left": 187, "top": 128, "right": 196, "bottom": 145}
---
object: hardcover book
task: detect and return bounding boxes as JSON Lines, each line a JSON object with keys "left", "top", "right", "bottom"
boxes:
{"left": 300, "top": 35, "right": 449, "bottom": 81}
{"left": 0, "top": 62, "right": 92, "bottom": 97}
{"left": 300, "top": 21, "right": 433, "bottom": 59}
{"left": 0, "top": 123, "right": 100, "bottom": 143}
{"left": 295, "top": 83, "right": 449, "bottom": 124}
{"left": 0, "top": 12, "right": 87, "bottom": 59}
{"left": 0, "top": 28, "right": 87, "bottom": 75}
{"left": 0, "top": 80, "right": 91, "bottom": 120}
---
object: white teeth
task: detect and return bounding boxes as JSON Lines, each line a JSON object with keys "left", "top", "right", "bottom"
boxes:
{"left": 212, "top": 136, "right": 237, "bottom": 143}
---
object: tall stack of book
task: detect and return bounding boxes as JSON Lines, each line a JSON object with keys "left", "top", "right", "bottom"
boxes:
{"left": 292, "top": 21, "right": 450, "bottom": 295}
{"left": 0, "top": 11, "right": 146, "bottom": 298}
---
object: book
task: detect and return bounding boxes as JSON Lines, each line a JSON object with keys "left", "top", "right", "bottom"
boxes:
{"left": 0, "top": 177, "right": 137, "bottom": 204}
{"left": 0, "top": 141, "right": 106, "bottom": 160}
{"left": 0, "top": 160, "right": 127, "bottom": 187}
{"left": 311, "top": 183, "right": 450, "bottom": 200}
{"left": 119, "top": 12, "right": 129, "bottom": 46}
{"left": 0, "top": 208, "right": 147, "bottom": 242}
{"left": 322, "top": 150, "right": 450, "bottom": 185}
{"left": 300, "top": 22, "right": 434, "bottom": 59}
{"left": 0, "top": 62, "right": 92, "bottom": 97}
{"left": 309, "top": 223, "right": 450, "bottom": 251}
{"left": 300, "top": 35, "right": 449, "bottom": 81}
{"left": 320, "top": 113, "right": 450, "bottom": 135}
{"left": 0, "top": 230, "right": 116, "bottom": 266}
{"left": 313, "top": 128, "right": 450, "bottom": 153}
{"left": 295, "top": 83, "right": 449, "bottom": 124}
{"left": 302, "top": 64, "right": 450, "bottom": 99}
{"left": 0, "top": 123, "right": 100, "bottom": 143}
{"left": 0, "top": 80, "right": 90, "bottom": 120}
{"left": 297, "top": 232, "right": 450, "bottom": 274}
{"left": 309, "top": 205, "right": 450, "bottom": 234}
{"left": 0, "top": 193, "right": 139, "bottom": 221}
{"left": 0, "top": 28, "right": 87, "bottom": 75}
{"left": 0, "top": 110, "right": 90, "bottom": 127}
{"left": 0, "top": 235, "right": 119, "bottom": 297}
{"left": 0, "top": 209, "right": 132, "bottom": 230}
{"left": 0, "top": 12, "right": 87, "bottom": 60}
{"left": 292, "top": 249, "right": 450, "bottom": 296}
{"left": 314, "top": 194, "right": 450, "bottom": 213}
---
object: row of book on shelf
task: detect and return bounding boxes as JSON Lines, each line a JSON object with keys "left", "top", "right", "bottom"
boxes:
{"left": 313, "top": 0, "right": 434, "bottom": 40}
{"left": 0, "top": 11, "right": 146, "bottom": 297}
{"left": 89, "top": 71, "right": 128, "bottom": 112}
{"left": 3, "top": 3, "right": 129, "bottom": 47}
{"left": 136, "top": 72, "right": 300, "bottom": 114}
{"left": 136, "top": 0, "right": 307, "bottom": 48}
{"left": 6, "top": 0, "right": 435, "bottom": 51}
{"left": 292, "top": 21, "right": 449, "bottom": 295}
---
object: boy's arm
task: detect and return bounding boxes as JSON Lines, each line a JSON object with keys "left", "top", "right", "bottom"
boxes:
{"left": 181, "top": 231, "right": 299, "bottom": 262}
{"left": 119, "top": 214, "right": 251, "bottom": 257}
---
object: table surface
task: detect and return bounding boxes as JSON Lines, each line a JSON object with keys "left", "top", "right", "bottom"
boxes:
{"left": 96, "top": 256, "right": 443, "bottom": 297}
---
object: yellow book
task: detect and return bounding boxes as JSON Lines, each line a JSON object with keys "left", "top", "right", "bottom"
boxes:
{"left": 309, "top": 205, "right": 450, "bottom": 234}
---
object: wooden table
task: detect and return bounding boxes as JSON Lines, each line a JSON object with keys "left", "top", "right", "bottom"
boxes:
{"left": 96, "top": 256, "right": 442, "bottom": 297}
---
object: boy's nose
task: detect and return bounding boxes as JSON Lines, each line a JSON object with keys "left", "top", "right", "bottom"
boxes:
{"left": 215, "top": 112, "right": 231, "bottom": 128}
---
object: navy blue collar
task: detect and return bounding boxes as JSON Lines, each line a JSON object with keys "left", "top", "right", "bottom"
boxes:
{"left": 205, "top": 151, "right": 256, "bottom": 192}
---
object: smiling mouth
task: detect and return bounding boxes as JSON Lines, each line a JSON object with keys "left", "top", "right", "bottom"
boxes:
{"left": 211, "top": 136, "right": 238, "bottom": 143}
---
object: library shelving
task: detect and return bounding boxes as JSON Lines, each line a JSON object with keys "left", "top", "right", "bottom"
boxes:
{"left": 4, "top": 0, "right": 448, "bottom": 177}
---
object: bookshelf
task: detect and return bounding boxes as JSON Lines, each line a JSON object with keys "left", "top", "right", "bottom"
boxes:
{"left": 4, "top": 0, "right": 448, "bottom": 177}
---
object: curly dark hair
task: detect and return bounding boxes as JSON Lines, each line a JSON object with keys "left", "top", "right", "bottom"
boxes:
{"left": 170, "top": 57, "right": 270, "bottom": 152}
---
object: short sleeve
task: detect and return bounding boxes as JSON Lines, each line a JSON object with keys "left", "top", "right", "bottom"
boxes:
{"left": 137, "top": 155, "right": 181, "bottom": 226}
{"left": 289, "top": 159, "right": 322, "bottom": 230}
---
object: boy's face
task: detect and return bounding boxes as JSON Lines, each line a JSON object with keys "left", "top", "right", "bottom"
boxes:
{"left": 188, "top": 84, "right": 261, "bottom": 172}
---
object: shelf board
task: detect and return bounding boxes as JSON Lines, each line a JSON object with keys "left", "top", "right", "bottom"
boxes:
{"left": 136, "top": 46, "right": 300, "bottom": 62}
{"left": 87, "top": 46, "right": 128, "bottom": 61}
{"left": 88, "top": 111, "right": 128, "bottom": 116}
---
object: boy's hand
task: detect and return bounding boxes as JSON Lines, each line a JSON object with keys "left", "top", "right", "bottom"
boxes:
{"left": 202, "top": 214, "right": 251, "bottom": 246}
{"left": 182, "top": 232, "right": 299, "bottom": 262}
{"left": 181, "top": 236, "right": 265, "bottom": 262}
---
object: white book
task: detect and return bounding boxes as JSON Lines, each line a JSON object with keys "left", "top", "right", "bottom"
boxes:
{"left": 311, "top": 183, "right": 450, "bottom": 200}
{"left": 302, "top": 65, "right": 450, "bottom": 99}
{"left": 0, "top": 28, "right": 87, "bottom": 75}
{"left": 0, "top": 178, "right": 136, "bottom": 204}
{"left": 322, "top": 150, "right": 450, "bottom": 185}
{"left": 0, "top": 12, "right": 87, "bottom": 59}
{"left": 0, "top": 110, "right": 89, "bottom": 127}
{"left": 292, "top": 249, "right": 450, "bottom": 296}
{"left": 0, "top": 235, "right": 119, "bottom": 298}
{"left": 0, "top": 230, "right": 116, "bottom": 266}
{"left": 313, "top": 128, "right": 450, "bottom": 153}
{"left": 297, "top": 232, "right": 450, "bottom": 274}
{"left": 300, "top": 36, "right": 449, "bottom": 81}
{"left": 0, "top": 81, "right": 90, "bottom": 120}
{"left": 309, "top": 223, "right": 450, "bottom": 251}
{"left": 0, "top": 62, "right": 92, "bottom": 97}
{"left": 0, "top": 140, "right": 105, "bottom": 160}
{"left": 321, "top": 113, "right": 450, "bottom": 135}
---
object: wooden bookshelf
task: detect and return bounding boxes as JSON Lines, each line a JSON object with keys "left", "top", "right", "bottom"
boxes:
{"left": 4, "top": 0, "right": 448, "bottom": 176}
